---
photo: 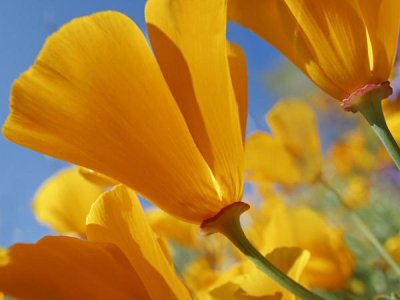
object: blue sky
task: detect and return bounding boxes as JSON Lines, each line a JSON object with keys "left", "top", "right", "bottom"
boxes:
{"left": 0, "top": 0, "right": 288, "bottom": 246}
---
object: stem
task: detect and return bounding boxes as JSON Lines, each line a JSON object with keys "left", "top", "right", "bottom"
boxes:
{"left": 201, "top": 203, "right": 325, "bottom": 300}
{"left": 319, "top": 178, "right": 400, "bottom": 277}
{"left": 359, "top": 99, "right": 400, "bottom": 170}
{"left": 350, "top": 214, "right": 400, "bottom": 278}
{"left": 221, "top": 218, "right": 324, "bottom": 299}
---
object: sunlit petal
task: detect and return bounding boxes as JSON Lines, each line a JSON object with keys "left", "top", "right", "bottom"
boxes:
{"left": 3, "top": 11, "right": 222, "bottom": 222}
{"left": 228, "top": 0, "right": 399, "bottom": 99}
{"left": 357, "top": 0, "right": 400, "bottom": 81}
{"left": 86, "top": 185, "right": 191, "bottom": 300}
{"left": 282, "top": 0, "right": 370, "bottom": 94}
{"left": 78, "top": 167, "right": 118, "bottom": 187}
{"left": 228, "top": 42, "right": 248, "bottom": 144}
{"left": 146, "top": 0, "right": 244, "bottom": 204}
{"left": 33, "top": 166, "right": 104, "bottom": 236}
{"left": 228, "top": 0, "right": 346, "bottom": 98}
{"left": 253, "top": 200, "right": 355, "bottom": 289}
{"left": 0, "top": 236, "right": 148, "bottom": 300}
{"left": 383, "top": 97, "right": 400, "bottom": 144}
{"left": 234, "top": 248, "right": 310, "bottom": 300}
{"left": 208, "top": 248, "right": 309, "bottom": 300}
{"left": 289, "top": 208, "right": 355, "bottom": 289}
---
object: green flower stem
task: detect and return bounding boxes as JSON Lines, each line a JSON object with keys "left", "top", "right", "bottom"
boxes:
{"left": 202, "top": 203, "right": 325, "bottom": 300}
{"left": 319, "top": 178, "right": 400, "bottom": 277}
{"left": 359, "top": 98, "right": 400, "bottom": 170}
{"left": 221, "top": 223, "right": 324, "bottom": 299}
{"left": 350, "top": 213, "right": 400, "bottom": 278}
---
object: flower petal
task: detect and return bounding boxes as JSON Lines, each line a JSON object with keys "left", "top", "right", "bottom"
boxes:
{"left": 86, "top": 185, "right": 191, "bottom": 300}
{"left": 229, "top": 0, "right": 384, "bottom": 98}
{"left": 329, "top": 129, "right": 377, "bottom": 175}
{"left": 78, "top": 167, "right": 118, "bottom": 187}
{"left": 285, "top": 0, "right": 371, "bottom": 93}
{"left": 342, "top": 175, "right": 370, "bottom": 208}
{"left": 208, "top": 248, "right": 309, "bottom": 300}
{"left": 146, "top": 0, "right": 244, "bottom": 203}
{"left": 3, "top": 11, "right": 221, "bottom": 222}
{"left": 228, "top": 42, "right": 248, "bottom": 144}
{"left": 33, "top": 166, "right": 104, "bottom": 236}
{"left": 291, "top": 208, "right": 355, "bottom": 289}
{"left": 235, "top": 248, "right": 310, "bottom": 299}
{"left": 255, "top": 200, "right": 355, "bottom": 289}
{"left": 228, "top": 0, "right": 313, "bottom": 72}
{"left": 357, "top": 0, "right": 400, "bottom": 81}
{"left": 147, "top": 208, "right": 199, "bottom": 247}
{"left": 0, "top": 236, "right": 148, "bottom": 300}
{"left": 228, "top": 0, "right": 346, "bottom": 99}
{"left": 245, "top": 132, "right": 301, "bottom": 185}
{"left": 383, "top": 97, "right": 400, "bottom": 144}
{"left": 385, "top": 232, "right": 400, "bottom": 264}
{"left": 267, "top": 100, "right": 322, "bottom": 183}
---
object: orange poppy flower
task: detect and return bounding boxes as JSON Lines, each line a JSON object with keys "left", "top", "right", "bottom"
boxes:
{"left": 3, "top": 0, "right": 247, "bottom": 223}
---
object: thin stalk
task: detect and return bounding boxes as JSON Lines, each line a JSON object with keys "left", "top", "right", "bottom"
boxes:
{"left": 359, "top": 99, "right": 400, "bottom": 170}
{"left": 350, "top": 214, "right": 400, "bottom": 277}
{"left": 319, "top": 178, "right": 400, "bottom": 277}
{"left": 202, "top": 203, "right": 325, "bottom": 300}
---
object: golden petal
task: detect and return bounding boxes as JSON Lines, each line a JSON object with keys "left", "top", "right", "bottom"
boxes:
{"left": 0, "top": 236, "right": 148, "bottom": 300}
{"left": 245, "top": 132, "right": 301, "bottom": 185}
{"left": 267, "top": 100, "right": 322, "bottom": 183}
{"left": 3, "top": 11, "right": 221, "bottom": 222}
{"left": 33, "top": 166, "right": 104, "bottom": 236}
{"left": 86, "top": 185, "right": 191, "bottom": 300}
{"left": 146, "top": 0, "right": 244, "bottom": 204}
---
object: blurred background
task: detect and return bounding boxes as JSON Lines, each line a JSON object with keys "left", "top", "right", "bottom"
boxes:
{"left": 0, "top": 0, "right": 295, "bottom": 246}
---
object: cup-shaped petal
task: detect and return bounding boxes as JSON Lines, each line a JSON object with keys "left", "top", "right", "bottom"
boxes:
{"left": 146, "top": 0, "right": 245, "bottom": 205}
{"left": 86, "top": 185, "right": 192, "bottom": 300}
{"left": 3, "top": 11, "right": 230, "bottom": 223}
{"left": 229, "top": 0, "right": 400, "bottom": 99}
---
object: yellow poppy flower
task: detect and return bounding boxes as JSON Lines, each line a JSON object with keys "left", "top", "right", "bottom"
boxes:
{"left": 147, "top": 208, "right": 199, "bottom": 247}
{"left": 183, "top": 248, "right": 310, "bottom": 300}
{"left": 183, "top": 247, "right": 310, "bottom": 300}
{"left": 342, "top": 175, "right": 370, "bottom": 208}
{"left": 33, "top": 165, "right": 176, "bottom": 262}
{"left": 385, "top": 232, "right": 400, "bottom": 264}
{"left": 383, "top": 97, "right": 400, "bottom": 143}
{"left": 183, "top": 258, "right": 226, "bottom": 299}
{"left": 245, "top": 100, "right": 322, "bottom": 186}
{"left": 3, "top": 0, "right": 246, "bottom": 223}
{"left": 0, "top": 185, "right": 191, "bottom": 300}
{"left": 33, "top": 166, "right": 105, "bottom": 236}
{"left": 228, "top": 0, "right": 400, "bottom": 101}
{"left": 250, "top": 199, "right": 355, "bottom": 290}
{"left": 220, "top": 248, "right": 310, "bottom": 300}
{"left": 329, "top": 129, "right": 379, "bottom": 175}
{"left": 34, "top": 166, "right": 200, "bottom": 252}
